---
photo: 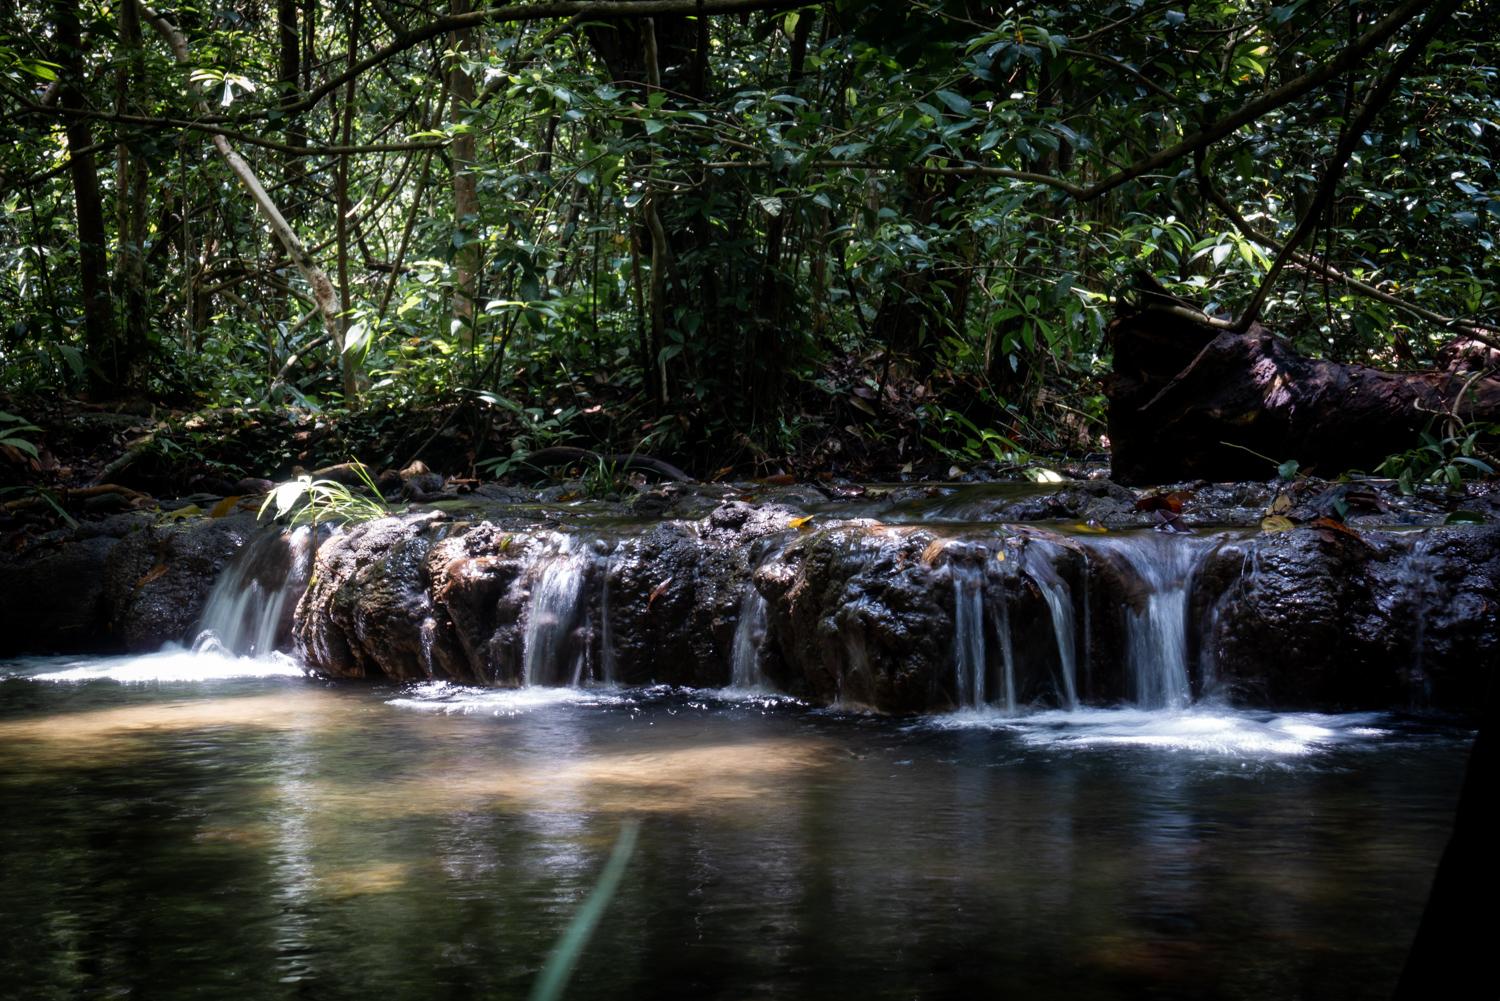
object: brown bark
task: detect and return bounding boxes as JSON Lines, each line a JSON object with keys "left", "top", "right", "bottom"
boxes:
{"left": 448, "top": 0, "right": 480, "bottom": 352}
{"left": 335, "top": 0, "right": 362, "bottom": 399}
{"left": 1106, "top": 301, "right": 1500, "bottom": 485}
{"left": 114, "top": 0, "right": 150, "bottom": 392}
{"left": 55, "top": 0, "right": 119, "bottom": 397}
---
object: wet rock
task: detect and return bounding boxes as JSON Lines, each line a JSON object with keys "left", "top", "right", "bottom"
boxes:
{"left": 102, "top": 512, "right": 262, "bottom": 651}
{"left": 1195, "top": 525, "right": 1500, "bottom": 709}
{"left": 294, "top": 514, "right": 466, "bottom": 682}
{"left": 0, "top": 535, "right": 120, "bottom": 656}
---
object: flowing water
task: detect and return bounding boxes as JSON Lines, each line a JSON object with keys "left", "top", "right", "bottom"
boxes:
{"left": 1091, "top": 533, "right": 1217, "bottom": 708}
{"left": 0, "top": 654, "right": 1469, "bottom": 1001}
{"left": 1026, "top": 540, "right": 1080, "bottom": 709}
{"left": 195, "top": 526, "right": 316, "bottom": 657}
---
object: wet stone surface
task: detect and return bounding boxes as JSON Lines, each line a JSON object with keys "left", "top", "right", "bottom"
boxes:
{"left": 3, "top": 478, "right": 1497, "bottom": 714}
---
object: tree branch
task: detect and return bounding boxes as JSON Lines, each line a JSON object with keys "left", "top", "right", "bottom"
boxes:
{"left": 1233, "top": 0, "right": 1461, "bottom": 331}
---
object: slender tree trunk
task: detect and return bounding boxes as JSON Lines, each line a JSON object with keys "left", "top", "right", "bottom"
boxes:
{"left": 449, "top": 0, "right": 480, "bottom": 354}
{"left": 114, "top": 0, "right": 150, "bottom": 392}
{"left": 335, "top": 0, "right": 362, "bottom": 398}
{"left": 55, "top": 0, "right": 119, "bottom": 398}
{"left": 273, "top": 0, "right": 305, "bottom": 374}
{"left": 139, "top": 2, "right": 346, "bottom": 397}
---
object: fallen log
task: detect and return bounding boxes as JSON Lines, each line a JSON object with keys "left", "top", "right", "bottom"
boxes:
{"left": 1105, "top": 304, "right": 1500, "bottom": 485}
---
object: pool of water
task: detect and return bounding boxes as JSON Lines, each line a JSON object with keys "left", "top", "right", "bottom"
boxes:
{"left": 0, "top": 652, "right": 1470, "bottom": 1000}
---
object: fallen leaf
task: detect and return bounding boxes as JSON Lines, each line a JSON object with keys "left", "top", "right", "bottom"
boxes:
{"left": 209, "top": 495, "right": 243, "bottom": 519}
{"left": 759, "top": 473, "right": 796, "bottom": 486}
{"left": 648, "top": 576, "right": 674, "bottom": 609}
{"left": 788, "top": 515, "right": 814, "bottom": 530}
{"left": 1260, "top": 515, "right": 1295, "bottom": 533}
{"left": 921, "top": 539, "right": 947, "bottom": 566}
{"left": 1269, "top": 493, "right": 1292, "bottom": 515}
{"left": 133, "top": 564, "right": 168, "bottom": 590}
{"left": 1136, "top": 491, "right": 1192, "bottom": 514}
{"left": 160, "top": 505, "right": 201, "bottom": 521}
{"left": 994, "top": 550, "right": 1006, "bottom": 562}
{"left": 1310, "top": 517, "right": 1365, "bottom": 544}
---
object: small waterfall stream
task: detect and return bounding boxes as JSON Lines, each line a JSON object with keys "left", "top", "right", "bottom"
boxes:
{"left": 1025, "top": 542, "right": 1079, "bottom": 709}
{"left": 521, "top": 536, "right": 590, "bottom": 687}
{"left": 951, "top": 562, "right": 987, "bottom": 708}
{"left": 729, "top": 588, "right": 770, "bottom": 689}
{"left": 196, "top": 526, "right": 315, "bottom": 657}
{"left": 1396, "top": 534, "right": 1438, "bottom": 702}
{"left": 1091, "top": 533, "right": 1213, "bottom": 709}
{"left": 988, "top": 593, "right": 1018, "bottom": 713}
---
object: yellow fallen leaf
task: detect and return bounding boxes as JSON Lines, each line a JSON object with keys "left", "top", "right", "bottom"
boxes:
{"left": 1260, "top": 515, "right": 1295, "bottom": 533}
{"left": 788, "top": 515, "right": 814, "bottom": 530}
{"left": 994, "top": 550, "right": 1006, "bottom": 562}
{"left": 209, "top": 495, "right": 243, "bottom": 518}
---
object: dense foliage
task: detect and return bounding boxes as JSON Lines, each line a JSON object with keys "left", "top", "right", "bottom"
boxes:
{"left": 1, "top": 0, "right": 1497, "bottom": 478}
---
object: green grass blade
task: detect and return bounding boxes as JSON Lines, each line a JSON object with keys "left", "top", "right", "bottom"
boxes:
{"left": 528, "top": 819, "right": 641, "bottom": 1001}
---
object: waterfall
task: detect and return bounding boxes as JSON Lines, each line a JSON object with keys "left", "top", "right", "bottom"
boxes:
{"left": 729, "top": 586, "right": 769, "bottom": 689}
{"left": 1025, "top": 542, "right": 1078, "bottom": 709}
{"left": 1090, "top": 533, "right": 1210, "bottom": 709}
{"left": 521, "top": 536, "right": 588, "bottom": 687}
{"left": 988, "top": 594, "right": 1018, "bottom": 713}
{"left": 195, "top": 526, "right": 315, "bottom": 658}
{"left": 599, "top": 548, "right": 618, "bottom": 685}
{"left": 951, "top": 562, "right": 987, "bottom": 708}
{"left": 1396, "top": 534, "right": 1437, "bottom": 702}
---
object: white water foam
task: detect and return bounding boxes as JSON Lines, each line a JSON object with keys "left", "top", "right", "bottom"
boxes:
{"left": 387, "top": 681, "right": 629, "bottom": 716}
{"left": 6, "top": 648, "right": 305, "bottom": 684}
{"left": 923, "top": 706, "right": 1393, "bottom": 757}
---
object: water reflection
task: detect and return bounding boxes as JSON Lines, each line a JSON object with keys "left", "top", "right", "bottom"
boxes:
{"left": 0, "top": 660, "right": 1470, "bottom": 1001}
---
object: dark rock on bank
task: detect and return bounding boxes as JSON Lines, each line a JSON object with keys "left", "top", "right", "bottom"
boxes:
{"left": 0, "top": 511, "right": 259, "bottom": 655}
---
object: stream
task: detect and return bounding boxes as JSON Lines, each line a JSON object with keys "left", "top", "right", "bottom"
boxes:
{"left": 0, "top": 650, "right": 1469, "bottom": 1000}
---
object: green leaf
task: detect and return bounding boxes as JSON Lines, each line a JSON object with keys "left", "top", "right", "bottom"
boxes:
{"left": 933, "top": 90, "right": 972, "bottom": 116}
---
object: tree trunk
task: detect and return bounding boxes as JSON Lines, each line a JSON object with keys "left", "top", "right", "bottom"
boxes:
{"left": 55, "top": 0, "right": 119, "bottom": 398}
{"left": 114, "top": 0, "right": 150, "bottom": 393}
{"left": 448, "top": 0, "right": 480, "bottom": 354}
{"left": 1106, "top": 301, "right": 1500, "bottom": 485}
{"left": 139, "top": 2, "right": 347, "bottom": 398}
{"left": 334, "top": 0, "right": 362, "bottom": 399}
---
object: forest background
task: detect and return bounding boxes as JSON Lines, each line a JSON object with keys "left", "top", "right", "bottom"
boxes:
{"left": 1, "top": 0, "right": 1497, "bottom": 490}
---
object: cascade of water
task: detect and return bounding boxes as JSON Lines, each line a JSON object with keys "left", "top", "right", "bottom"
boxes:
{"left": 988, "top": 593, "right": 1018, "bottom": 713}
{"left": 599, "top": 548, "right": 618, "bottom": 685}
{"left": 1089, "top": 533, "right": 1211, "bottom": 709}
{"left": 729, "top": 586, "right": 770, "bottom": 689}
{"left": 521, "top": 536, "right": 588, "bottom": 686}
{"left": 951, "top": 562, "right": 987, "bottom": 708}
{"left": 195, "top": 526, "right": 314, "bottom": 657}
{"left": 1397, "top": 534, "right": 1437, "bottom": 702}
{"left": 1025, "top": 542, "right": 1079, "bottom": 709}
{"left": 1080, "top": 551, "right": 1093, "bottom": 694}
